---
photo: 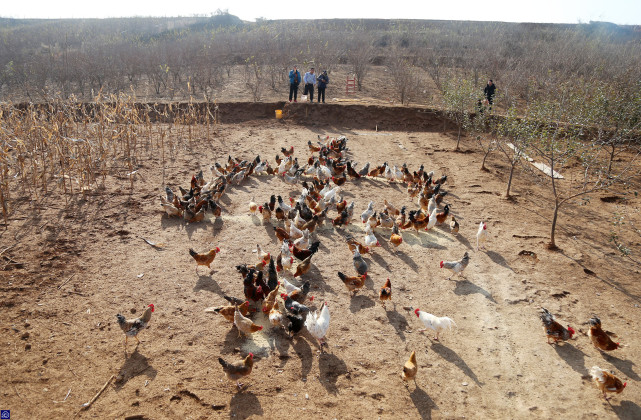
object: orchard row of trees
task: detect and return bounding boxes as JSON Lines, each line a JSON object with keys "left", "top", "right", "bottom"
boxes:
{"left": 440, "top": 74, "right": 641, "bottom": 248}
{"left": 1, "top": 14, "right": 640, "bottom": 107}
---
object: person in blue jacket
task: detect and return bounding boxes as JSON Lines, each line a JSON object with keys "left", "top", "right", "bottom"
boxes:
{"left": 289, "top": 66, "right": 301, "bottom": 102}
{"left": 317, "top": 70, "right": 329, "bottom": 103}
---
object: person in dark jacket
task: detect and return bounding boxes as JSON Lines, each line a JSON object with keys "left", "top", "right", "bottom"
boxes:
{"left": 484, "top": 79, "right": 496, "bottom": 109}
{"left": 289, "top": 66, "right": 301, "bottom": 102}
{"left": 317, "top": 70, "right": 329, "bottom": 103}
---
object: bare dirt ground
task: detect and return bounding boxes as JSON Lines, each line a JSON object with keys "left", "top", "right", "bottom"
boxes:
{"left": 1, "top": 102, "right": 640, "bottom": 420}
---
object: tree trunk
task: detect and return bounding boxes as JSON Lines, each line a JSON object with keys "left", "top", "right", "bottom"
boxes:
{"left": 607, "top": 143, "right": 615, "bottom": 176}
{"left": 455, "top": 124, "right": 462, "bottom": 150}
{"left": 549, "top": 201, "right": 560, "bottom": 249}
{"left": 506, "top": 162, "right": 515, "bottom": 197}
{"left": 481, "top": 149, "right": 491, "bottom": 171}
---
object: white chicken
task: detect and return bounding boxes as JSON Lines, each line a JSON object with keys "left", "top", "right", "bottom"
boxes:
{"left": 414, "top": 309, "right": 456, "bottom": 341}
{"left": 278, "top": 156, "right": 291, "bottom": 175}
{"left": 476, "top": 221, "right": 488, "bottom": 250}
{"left": 425, "top": 207, "right": 437, "bottom": 231}
{"left": 281, "top": 241, "right": 294, "bottom": 270}
{"left": 364, "top": 225, "right": 380, "bottom": 247}
{"left": 427, "top": 195, "right": 437, "bottom": 215}
{"left": 322, "top": 186, "right": 340, "bottom": 202}
{"left": 440, "top": 251, "right": 470, "bottom": 280}
{"left": 294, "top": 210, "right": 306, "bottom": 229}
{"left": 293, "top": 229, "right": 310, "bottom": 250}
{"left": 249, "top": 197, "right": 259, "bottom": 215}
{"left": 255, "top": 244, "right": 270, "bottom": 264}
{"left": 289, "top": 223, "right": 304, "bottom": 241}
{"left": 305, "top": 301, "right": 331, "bottom": 351}
{"left": 280, "top": 278, "right": 302, "bottom": 295}
{"left": 361, "top": 201, "right": 375, "bottom": 224}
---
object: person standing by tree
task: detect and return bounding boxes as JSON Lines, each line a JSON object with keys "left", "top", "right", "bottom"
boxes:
{"left": 289, "top": 66, "right": 301, "bottom": 102}
{"left": 303, "top": 67, "right": 316, "bottom": 102}
{"left": 317, "top": 70, "right": 329, "bottom": 103}
{"left": 484, "top": 79, "right": 496, "bottom": 110}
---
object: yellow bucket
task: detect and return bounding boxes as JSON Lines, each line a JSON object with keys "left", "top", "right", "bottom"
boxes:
{"left": 275, "top": 109, "right": 283, "bottom": 119}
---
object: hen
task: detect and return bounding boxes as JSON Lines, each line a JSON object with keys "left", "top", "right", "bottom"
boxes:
{"left": 219, "top": 353, "right": 254, "bottom": 390}
{"left": 353, "top": 247, "right": 368, "bottom": 276}
{"left": 116, "top": 304, "right": 154, "bottom": 348}
{"left": 588, "top": 316, "right": 620, "bottom": 352}
{"left": 189, "top": 247, "right": 220, "bottom": 273}
{"left": 402, "top": 351, "right": 418, "bottom": 382}
{"left": 379, "top": 278, "right": 392, "bottom": 308}
{"left": 440, "top": 252, "right": 470, "bottom": 280}
{"left": 540, "top": 307, "right": 575, "bottom": 344}
{"left": 414, "top": 309, "right": 456, "bottom": 341}
{"left": 450, "top": 216, "right": 459, "bottom": 235}
{"left": 206, "top": 301, "right": 250, "bottom": 322}
{"left": 590, "top": 366, "right": 626, "bottom": 400}
{"left": 234, "top": 305, "right": 264, "bottom": 337}
{"left": 305, "top": 302, "right": 331, "bottom": 352}
{"left": 338, "top": 271, "right": 366, "bottom": 296}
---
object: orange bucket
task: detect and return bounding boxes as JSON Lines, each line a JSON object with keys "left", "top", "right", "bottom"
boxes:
{"left": 275, "top": 109, "right": 283, "bottom": 119}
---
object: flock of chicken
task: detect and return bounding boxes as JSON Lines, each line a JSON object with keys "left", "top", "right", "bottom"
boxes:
{"left": 115, "top": 134, "right": 627, "bottom": 400}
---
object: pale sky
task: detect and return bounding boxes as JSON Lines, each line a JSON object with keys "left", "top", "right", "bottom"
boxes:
{"left": 1, "top": 0, "right": 640, "bottom": 25}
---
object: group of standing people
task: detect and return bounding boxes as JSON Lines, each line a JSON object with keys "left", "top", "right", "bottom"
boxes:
{"left": 288, "top": 66, "right": 329, "bottom": 103}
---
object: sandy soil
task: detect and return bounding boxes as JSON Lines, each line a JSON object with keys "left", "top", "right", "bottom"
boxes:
{"left": 1, "top": 105, "right": 640, "bottom": 420}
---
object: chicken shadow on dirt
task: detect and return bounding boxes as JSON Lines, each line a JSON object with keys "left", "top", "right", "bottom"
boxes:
{"left": 229, "top": 391, "right": 263, "bottom": 418}
{"left": 350, "top": 294, "right": 375, "bottom": 313}
{"left": 431, "top": 342, "right": 483, "bottom": 386}
{"left": 410, "top": 385, "right": 437, "bottom": 420}
{"left": 453, "top": 279, "right": 496, "bottom": 303}
{"left": 553, "top": 342, "right": 588, "bottom": 376}
{"left": 484, "top": 250, "right": 513, "bottom": 271}
{"left": 369, "top": 253, "right": 391, "bottom": 272}
{"left": 266, "top": 328, "right": 293, "bottom": 367}
{"left": 391, "top": 248, "right": 420, "bottom": 272}
{"left": 385, "top": 306, "right": 409, "bottom": 340}
{"left": 114, "top": 348, "right": 157, "bottom": 391}
{"left": 452, "top": 232, "right": 474, "bottom": 250}
{"left": 193, "top": 274, "right": 224, "bottom": 295}
{"left": 319, "top": 352, "right": 348, "bottom": 394}
{"left": 603, "top": 353, "right": 641, "bottom": 381}
{"left": 293, "top": 336, "right": 313, "bottom": 381}
{"left": 611, "top": 400, "right": 641, "bottom": 420}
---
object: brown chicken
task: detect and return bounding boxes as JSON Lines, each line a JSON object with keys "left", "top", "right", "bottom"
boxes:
{"left": 338, "top": 271, "right": 366, "bottom": 295}
{"left": 390, "top": 224, "right": 403, "bottom": 248}
{"left": 379, "top": 278, "right": 392, "bottom": 308}
{"left": 219, "top": 353, "right": 254, "bottom": 390}
{"left": 409, "top": 211, "right": 428, "bottom": 232}
{"left": 206, "top": 301, "right": 250, "bottom": 322}
{"left": 308, "top": 140, "right": 321, "bottom": 153}
{"left": 540, "top": 308, "right": 575, "bottom": 344}
{"left": 588, "top": 316, "right": 621, "bottom": 352}
{"left": 336, "top": 199, "right": 348, "bottom": 213}
{"left": 435, "top": 204, "right": 450, "bottom": 224}
{"left": 189, "top": 247, "right": 220, "bottom": 273}
{"left": 259, "top": 203, "right": 272, "bottom": 223}
{"left": 450, "top": 216, "right": 459, "bottom": 234}
{"left": 292, "top": 241, "right": 320, "bottom": 261}
{"left": 116, "top": 304, "right": 154, "bottom": 348}
{"left": 345, "top": 235, "right": 370, "bottom": 255}
{"left": 261, "top": 285, "right": 280, "bottom": 313}
{"left": 402, "top": 351, "right": 417, "bottom": 382}
{"left": 293, "top": 254, "right": 314, "bottom": 277}
{"left": 590, "top": 366, "right": 626, "bottom": 400}
{"left": 281, "top": 146, "right": 294, "bottom": 157}
{"left": 234, "top": 305, "right": 263, "bottom": 337}
{"left": 331, "top": 175, "right": 347, "bottom": 186}
{"left": 185, "top": 207, "right": 205, "bottom": 223}
{"left": 274, "top": 226, "right": 290, "bottom": 242}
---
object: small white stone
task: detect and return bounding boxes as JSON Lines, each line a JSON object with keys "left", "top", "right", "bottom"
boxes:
{"left": 305, "top": 393, "right": 309, "bottom": 400}
{"left": 462, "top": 382, "right": 468, "bottom": 386}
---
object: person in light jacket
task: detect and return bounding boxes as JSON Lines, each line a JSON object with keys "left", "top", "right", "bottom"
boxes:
{"left": 289, "top": 66, "right": 301, "bottom": 102}
{"left": 303, "top": 68, "right": 316, "bottom": 102}
{"left": 317, "top": 70, "right": 329, "bottom": 103}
